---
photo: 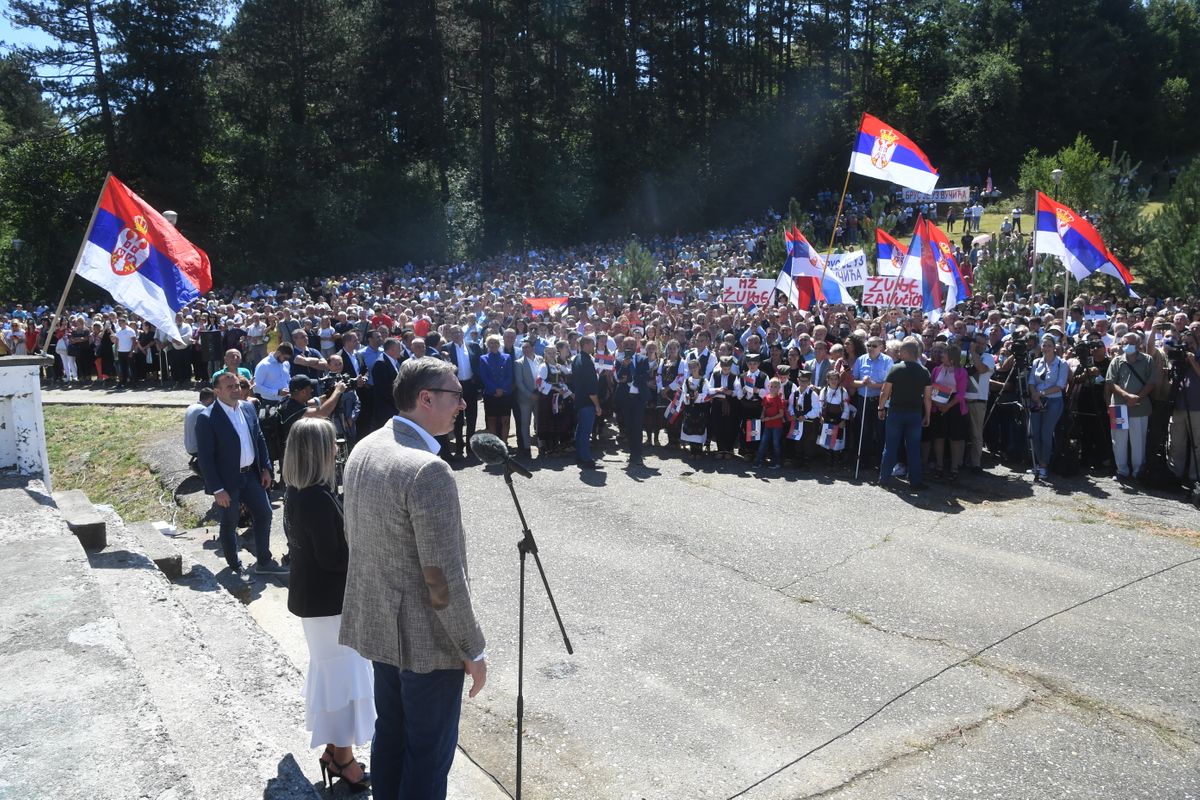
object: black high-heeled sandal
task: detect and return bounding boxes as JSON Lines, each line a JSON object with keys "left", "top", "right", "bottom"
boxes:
{"left": 318, "top": 745, "right": 335, "bottom": 789}
{"left": 329, "top": 756, "right": 371, "bottom": 792}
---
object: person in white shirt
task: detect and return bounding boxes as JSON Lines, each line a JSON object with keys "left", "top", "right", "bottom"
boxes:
{"left": 245, "top": 314, "right": 268, "bottom": 367}
{"left": 963, "top": 332, "right": 996, "bottom": 471}
{"left": 254, "top": 343, "right": 294, "bottom": 403}
{"left": 114, "top": 317, "right": 138, "bottom": 385}
{"left": 184, "top": 387, "right": 216, "bottom": 474}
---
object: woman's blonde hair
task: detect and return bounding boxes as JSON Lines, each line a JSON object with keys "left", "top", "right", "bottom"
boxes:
{"left": 282, "top": 417, "right": 337, "bottom": 489}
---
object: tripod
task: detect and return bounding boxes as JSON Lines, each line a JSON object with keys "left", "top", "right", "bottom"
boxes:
{"left": 501, "top": 463, "right": 574, "bottom": 800}
{"left": 983, "top": 354, "right": 1039, "bottom": 482}
{"left": 1168, "top": 361, "right": 1198, "bottom": 500}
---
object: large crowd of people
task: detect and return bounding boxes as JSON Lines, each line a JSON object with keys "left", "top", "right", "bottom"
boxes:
{"left": 15, "top": 200, "right": 1200, "bottom": 797}
{"left": 7, "top": 202, "right": 1200, "bottom": 500}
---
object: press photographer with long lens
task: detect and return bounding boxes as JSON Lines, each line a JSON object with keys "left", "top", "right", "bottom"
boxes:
{"left": 1165, "top": 325, "right": 1200, "bottom": 499}
{"left": 1069, "top": 334, "right": 1113, "bottom": 473}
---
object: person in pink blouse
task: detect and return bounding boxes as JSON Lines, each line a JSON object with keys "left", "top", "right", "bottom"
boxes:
{"left": 925, "top": 344, "right": 970, "bottom": 480}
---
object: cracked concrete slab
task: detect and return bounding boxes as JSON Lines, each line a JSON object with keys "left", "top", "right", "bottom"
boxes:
{"left": 140, "top": 421, "right": 1200, "bottom": 799}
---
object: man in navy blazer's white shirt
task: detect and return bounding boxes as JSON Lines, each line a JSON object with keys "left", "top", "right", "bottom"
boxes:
{"left": 196, "top": 372, "right": 284, "bottom": 575}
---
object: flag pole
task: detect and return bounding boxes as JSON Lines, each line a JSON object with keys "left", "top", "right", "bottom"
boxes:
{"left": 42, "top": 173, "right": 111, "bottom": 353}
{"left": 820, "top": 170, "right": 852, "bottom": 285}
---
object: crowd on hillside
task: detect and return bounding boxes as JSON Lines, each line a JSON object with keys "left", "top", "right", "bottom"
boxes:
{"left": 5, "top": 197, "right": 1200, "bottom": 500}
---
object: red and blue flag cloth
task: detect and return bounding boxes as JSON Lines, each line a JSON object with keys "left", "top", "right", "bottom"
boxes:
{"left": 774, "top": 226, "right": 851, "bottom": 309}
{"left": 1034, "top": 191, "right": 1137, "bottom": 297}
{"left": 848, "top": 113, "right": 939, "bottom": 195}
{"left": 78, "top": 175, "right": 211, "bottom": 342}
{"left": 901, "top": 216, "right": 968, "bottom": 318}
{"left": 775, "top": 226, "right": 825, "bottom": 309}
{"left": 924, "top": 220, "right": 970, "bottom": 309}
{"left": 524, "top": 296, "right": 568, "bottom": 316}
{"left": 875, "top": 227, "right": 908, "bottom": 276}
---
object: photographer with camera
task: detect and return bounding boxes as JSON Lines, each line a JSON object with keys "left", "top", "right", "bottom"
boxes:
{"left": 1067, "top": 335, "right": 1112, "bottom": 472}
{"left": 280, "top": 374, "right": 349, "bottom": 454}
{"left": 1165, "top": 325, "right": 1200, "bottom": 497}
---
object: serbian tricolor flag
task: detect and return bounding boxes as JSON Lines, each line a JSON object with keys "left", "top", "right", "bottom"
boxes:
{"left": 818, "top": 422, "right": 845, "bottom": 451}
{"left": 925, "top": 221, "right": 970, "bottom": 310}
{"left": 1109, "top": 405, "right": 1130, "bottom": 431}
{"left": 775, "top": 226, "right": 825, "bottom": 309}
{"left": 1034, "top": 192, "right": 1137, "bottom": 297}
{"left": 876, "top": 228, "right": 908, "bottom": 277}
{"left": 900, "top": 216, "right": 943, "bottom": 318}
{"left": 848, "top": 113, "right": 939, "bottom": 194}
{"left": 76, "top": 175, "right": 211, "bottom": 342}
{"left": 525, "top": 296, "right": 568, "bottom": 315}
{"left": 744, "top": 419, "right": 761, "bottom": 443}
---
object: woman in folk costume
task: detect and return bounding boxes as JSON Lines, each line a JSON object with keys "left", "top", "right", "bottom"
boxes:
{"left": 642, "top": 340, "right": 664, "bottom": 449}
{"left": 658, "top": 340, "right": 685, "bottom": 450}
{"left": 737, "top": 353, "right": 768, "bottom": 459}
{"left": 535, "top": 343, "right": 576, "bottom": 456}
{"left": 592, "top": 332, "right": 617, "bottom": 447}
{"left": 679, "top": 358, "right": 711, "bottom": 457}
{"left": 815, "top": 369, "right": 852, "bottom": 467}
{"left": 706, "top": 356, "right": 742, "bottom": 459}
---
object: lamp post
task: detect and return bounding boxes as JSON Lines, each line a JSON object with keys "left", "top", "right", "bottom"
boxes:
{"left": 11, "top": 238, "right": 25, "bottom": 304}
{"left": 1050, "top": 167, "right": 1065, "bottom": 315}
{"left": 162, "top": 210, "right": 179, "bottom": 227}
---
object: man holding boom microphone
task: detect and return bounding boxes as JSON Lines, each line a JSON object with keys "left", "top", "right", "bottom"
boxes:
{"left": 340, "top": 357, "right": 487, "bottom": 800}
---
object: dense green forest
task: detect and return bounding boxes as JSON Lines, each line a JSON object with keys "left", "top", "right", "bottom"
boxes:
{"left": 3, "top": 0, "right": 1200, "bottom": 300}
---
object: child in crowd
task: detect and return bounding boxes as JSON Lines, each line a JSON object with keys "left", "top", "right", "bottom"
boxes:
{"left": 755, "top": 377, "right": 786, "bottom": 470}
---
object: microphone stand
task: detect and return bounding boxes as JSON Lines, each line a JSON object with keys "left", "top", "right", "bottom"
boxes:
{"left": 501, "top": 461, "right": 573, "bottom": 800}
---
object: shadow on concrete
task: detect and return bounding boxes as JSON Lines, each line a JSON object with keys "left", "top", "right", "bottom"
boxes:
{"left": 263, "top": 752, "right": 329, "bottom": 799}
{"left": 87, "top": 547, "right": 158, "bottom": 571}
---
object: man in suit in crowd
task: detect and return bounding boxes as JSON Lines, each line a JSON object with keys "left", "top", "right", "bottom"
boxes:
{"left": 196, "top": 372, "right": 286, "bottom": 576}
{"left": 340, "top": 358, "right": 486, "bottom": 800}
{"left": 614, "top": 335, "right": 651, "bottom": 466}
{"left": 443, "top": 325, "right": 483, "bottom": 458}
{"left": 337, "top": 331, "right": 372, "bottom": 440}
{"left": 571, "top": 335, "right": 602, "bottom": 470}
{"left": 371, "top": 337, "right": 405, "bottom": 429}
{"left": 513, "top": 340, "right": 540, "bottom": 459}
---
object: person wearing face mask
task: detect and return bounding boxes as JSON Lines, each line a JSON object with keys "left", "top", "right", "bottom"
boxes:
{"left": 1105, "top": 332, "right": 1160, "bottom": 482}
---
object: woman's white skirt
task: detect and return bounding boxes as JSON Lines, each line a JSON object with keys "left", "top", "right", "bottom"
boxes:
{"left": 301, "top": 614, "right": 376, "bottom": 748}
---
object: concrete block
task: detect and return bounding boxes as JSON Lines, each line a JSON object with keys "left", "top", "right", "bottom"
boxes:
{"left": 52, "top": 489, "right": 106, "bottom": 550}
{"left": 126, "top": 521, "right": 183, "bottom": 579}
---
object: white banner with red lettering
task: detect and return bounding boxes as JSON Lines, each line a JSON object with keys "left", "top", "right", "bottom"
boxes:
{"left": 721, "top": 277, "right": 775, "bottom": 306}
{"left": 861, "top": 276, "right": 923, "bottom": 308}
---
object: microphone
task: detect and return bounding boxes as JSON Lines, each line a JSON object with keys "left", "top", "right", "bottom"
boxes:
{"left": 469, "top": 432, "right": 533, "bottom": 479}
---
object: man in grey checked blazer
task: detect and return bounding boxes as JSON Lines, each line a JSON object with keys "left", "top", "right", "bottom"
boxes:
{"left": 341, "top": 357, "right": 487, "bottom": 800}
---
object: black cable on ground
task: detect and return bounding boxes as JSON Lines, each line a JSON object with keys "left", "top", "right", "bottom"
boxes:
{"left": 724, "top": 553, "right": 1200, "bottom": 800}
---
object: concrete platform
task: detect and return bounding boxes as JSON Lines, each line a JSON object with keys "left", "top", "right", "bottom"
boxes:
{"left": 143, "top": 428, "right": 1200, "bottom": 799}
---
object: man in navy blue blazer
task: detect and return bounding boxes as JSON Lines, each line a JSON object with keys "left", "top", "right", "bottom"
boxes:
{"left": 614, "top": 335, "right": 651, "bottom": 466}
{"left": 196, "top": 372, "right": 285, "bottom": 576}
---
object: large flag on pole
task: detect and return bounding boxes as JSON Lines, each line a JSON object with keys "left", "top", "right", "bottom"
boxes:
{"left": 77, "top": 176, "right": 212, "bottom": 341}
{"left": 875, "top": 227, "right": 908, "bottom": 276}
{"left": 924, "top": 220, "right": 971, "bottom": 311}
{"left": 1034, "top": 191, "right": 1137, "bottom": 297}
{"left": 775, "top": 226, "right": 825, "bottom": 309}
{"left": 848, "top": 113, "right": 939, "bottom": 194}
{"left": 900, "top": 216, "right": 943, "bottom": 318}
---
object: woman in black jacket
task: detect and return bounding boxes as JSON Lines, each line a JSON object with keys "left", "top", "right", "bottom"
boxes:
{"left": 282, "top": 418, "right": 373, "bottom": 792}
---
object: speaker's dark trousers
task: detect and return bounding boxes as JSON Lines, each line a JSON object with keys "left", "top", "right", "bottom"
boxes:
{"left": 217, "top": 467, "right": 273, "bottom": 569}
{"left": 618, "top": 392, "right": 645, "bottom": 460}
{"left": 454, "top": 378, "right": 480, "bottom": 454}
{"left": 371, "top": 663, "right": 465, "bottom": 800}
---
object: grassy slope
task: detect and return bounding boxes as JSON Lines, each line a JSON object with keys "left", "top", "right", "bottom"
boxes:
{"left": 44, "top": 405, "right": 195, "bottom": 525}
